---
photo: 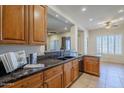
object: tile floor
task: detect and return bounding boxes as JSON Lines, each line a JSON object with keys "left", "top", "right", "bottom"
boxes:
{"left": 70, "top": 62, "right": 124, "bottom": 88}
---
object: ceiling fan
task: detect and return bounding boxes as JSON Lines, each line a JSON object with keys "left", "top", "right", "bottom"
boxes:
{"left": 98, "top": 17, "right": 124, "bottom": 29}
{"left": 104, "top": 21, "right": 118, "bottom": 29}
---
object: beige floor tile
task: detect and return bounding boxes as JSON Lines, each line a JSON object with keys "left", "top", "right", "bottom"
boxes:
{"left": 70, "top": 62, "right": 124, "bottom": 88}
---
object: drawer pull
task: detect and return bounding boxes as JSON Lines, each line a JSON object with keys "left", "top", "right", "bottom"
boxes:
{"left": 44, "top": 82, "right": 48, "bottom": 88}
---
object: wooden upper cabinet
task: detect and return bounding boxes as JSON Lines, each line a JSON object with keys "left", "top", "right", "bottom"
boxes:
{"left": 0, "top": 5, "right": 28, "bottom": 44}
{"left": 29, "top": 5, "right": 47, "bottom": 45}
{"left": 0, "top": 5, "right": 47, "bottom": 45}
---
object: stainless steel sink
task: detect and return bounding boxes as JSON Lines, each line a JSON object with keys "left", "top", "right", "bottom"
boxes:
{"left": 57, "top": 57, "right": 67, "bottom": 60}
{"left": 63, "top": 56, "right": 75, "bottom": 58}
{"left": 57, "top": 56, "right": 75, "bottom": 60}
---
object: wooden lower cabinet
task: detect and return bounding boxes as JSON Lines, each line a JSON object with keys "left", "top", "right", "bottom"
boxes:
{"left": 84, "top": 56, "right": 100, "bottom": 76}
{"left": 92, "top": 61, "right": 99, "bottom": 75}
{"left": 1, "top": 60, "right": 80, "bottom": 88}
{"left": 72, "top": 59, "right": 79, "bottom": 81}
{"left": 44, "top": 72, "right": 63, "bottom": 88}
{"left": 3, "top": 72, "right": 43, "bottom": 88}
{"left": 64, "top": 59, "right": 79, "bottom": 87}
{"left": 63, "top": 61, "right": 73, "bottom": 87}
{"left": 43, "top": 65, "right": 63, "bottom": 88}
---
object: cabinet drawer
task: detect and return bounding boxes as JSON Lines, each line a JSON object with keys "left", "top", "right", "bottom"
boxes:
{"left": 22, "top": 73, "right": 43, "bottom": 88}
{"left": 6, "top": 72, "right": 43, "bottom": 88}
{"left": 44, "top": 65, "right": 63, "bottom": 80}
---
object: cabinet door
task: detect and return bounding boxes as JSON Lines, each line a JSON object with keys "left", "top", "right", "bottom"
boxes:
{"left": 84, "top": 61, "right": 92, "bottom": 73}
{"left": 84, "top": 56, "right": 100, "bottom": 76}
{"left": 29, "top": 5, "right": 47, "bottom": 45}
{"left": 72, "top": 63, "right": 79, "bottom": 81}
{"left": 63, "top": 62, "right": 72, "bottom": 87}
{"left": 92, "top": 61, "right": 99, "bottom": 76}
{"left": 44, "top": 72, "right": 63, "bottom": 88}
{"left": 0, "top": 5, "right": 28, "bottom": 44}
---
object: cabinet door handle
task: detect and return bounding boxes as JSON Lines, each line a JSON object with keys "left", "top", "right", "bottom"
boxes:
{"left": 20, "top": 85, "right": 25, "bottom": 88}
{"left": 44, "top": 82, "right": 48, "bottom": 88}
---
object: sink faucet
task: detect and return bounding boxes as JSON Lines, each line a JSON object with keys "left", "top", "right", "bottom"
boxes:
{"left": 61, "top": 49, "right": 66, "bottom": 57}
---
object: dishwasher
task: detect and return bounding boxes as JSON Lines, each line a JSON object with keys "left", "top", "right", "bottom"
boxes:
{"left": 78, "top": 57, "right": 84, "bottom": 72}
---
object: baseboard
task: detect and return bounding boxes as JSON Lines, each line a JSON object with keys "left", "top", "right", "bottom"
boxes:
{"left": 101, "top": 61, "right": 124, "bottom": 65}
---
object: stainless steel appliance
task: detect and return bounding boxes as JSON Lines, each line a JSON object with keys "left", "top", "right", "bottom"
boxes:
{"left": 78, "top": 57, "right": 84, "bottom": 72}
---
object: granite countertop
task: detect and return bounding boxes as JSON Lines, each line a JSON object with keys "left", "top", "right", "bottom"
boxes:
{"left": 0, "top": 55, "right": 83, "bottom": 87}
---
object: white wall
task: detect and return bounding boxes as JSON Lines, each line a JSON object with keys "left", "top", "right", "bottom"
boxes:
{"left": 84, "top": 30, "right": 89, "bottom": 55}
{"left": 88, "top": 24, "right": 124, "bottom": 64}
{"left": 78, "top": 31, "right": 84, "bottom": 54}
{"left": 70, "top": 25, "right": 78, "bottom": 52}
{"left": 0, "top": 45, "right": 45, "bottom": 56}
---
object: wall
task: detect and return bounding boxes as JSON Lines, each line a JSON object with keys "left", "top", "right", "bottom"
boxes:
{"left": 84, "top": 30, "right": 89, "bottom": 55}
{"left": 78, "top": 31, "right": 84, "bottom": 54}
{"left": 0, "top": 45, "right": 45, "bottom": 57}
{"left": 88, "top": 24, "right": 124, "bottom": 64}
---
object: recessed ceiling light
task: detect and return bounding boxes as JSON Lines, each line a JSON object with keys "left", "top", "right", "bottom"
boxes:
{"left": 65, "top": 20, "right": 68, "bottom": 23}
{"left": 64, "top": 27, "right": 67, "bottom": 30}
{"left": 118, "top": 9, "right": 124, "bottom": 13}
{"left": 56, "top": 14, "right": 59, "bottom": 17}
{"left": 89, "top": 18, "right": 93, "bottom": 21}
{"left": 81, "top": 7, "right": 87, "bottom": 12}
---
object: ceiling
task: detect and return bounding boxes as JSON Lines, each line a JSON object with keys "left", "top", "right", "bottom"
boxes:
{"left": 47, "top": 8, "right": 73, "bottom": 33}
{"left": 54, "top": 5, "right": 124, "bottom": 30}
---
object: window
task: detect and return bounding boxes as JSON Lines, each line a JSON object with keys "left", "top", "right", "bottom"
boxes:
{"left": 96, "top": 35, "right": 122, "bottom": 55}
{"left": 108, "top": 36, "right": 114, "bottom": 54}
{"left": 102, "top": 36, "right": 108, "bottom": 54}
{"left": 61, "top": 37, "right": 71, "bottom": 50}
{"left": 65, "top": 38, "right": 71, "bottom": 50}
{"left": 50, "top": 40, "right": 59, "bottom": 50}
{"left": 96, "top": 36, "right": 102, "bottom": 54}
{"left": 115, "top": 35, "right": 122, "bottom": 54}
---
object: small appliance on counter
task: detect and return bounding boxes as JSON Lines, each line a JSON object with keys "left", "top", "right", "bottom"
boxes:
{"left": 0, "top": 50, "right": 27, "bottom": 74}
{"left": 23, "top": 53, "right": 45, "bottom": 69}
{"left": 0, "top": 60, "right": 7, "bottom": 76}
{"left": 0, "top": 52, "right": 19, "bottom": 73}
{"left": 15, "top": 50, "right": 27, "bottom": 67}
{"left": 29, "top": 53, "right": 37, "bottom": 64}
